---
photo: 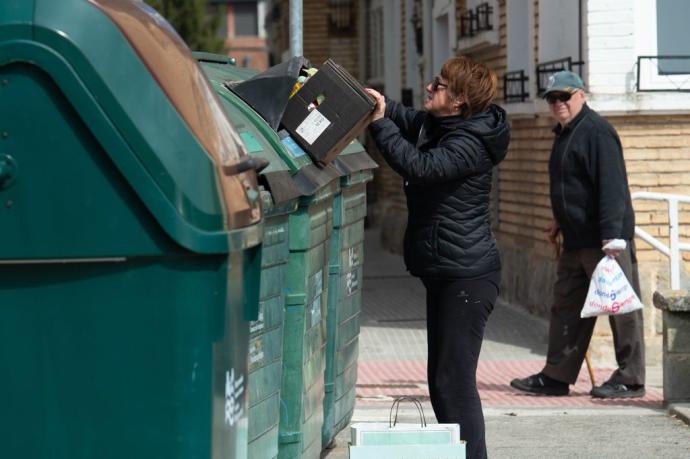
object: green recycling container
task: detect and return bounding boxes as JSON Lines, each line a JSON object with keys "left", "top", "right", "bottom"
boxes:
{"left": 199, "top": 56, "right": 299, "bottom": 459}
{"left": 280, "top": 180, "right": 339, "bottom": 459}
{"left": 322, "top": 143, "right": 376, "bottom": 448}
{"left": 219, "top": 109, "right": 297, "bottom": 459}
{"left": 0, "top": 2, "right": 266, "bottom": 458}
{"left": 197, "top": 55, "right": 342, "bottom": 459}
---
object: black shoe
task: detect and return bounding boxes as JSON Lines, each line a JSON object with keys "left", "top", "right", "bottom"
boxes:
{"left": 510, "top": 373, "right": 569, "bottom": 396}
{"left": 590, "top": 382, "right": 645, "bottom": 399}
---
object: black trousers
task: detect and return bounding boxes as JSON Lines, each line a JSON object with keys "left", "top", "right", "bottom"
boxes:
{"left": 422, "top": 277, "right": 499, "bottom": 459}
{"left": 542, "top": 244, "right": 645, "bottom": 385}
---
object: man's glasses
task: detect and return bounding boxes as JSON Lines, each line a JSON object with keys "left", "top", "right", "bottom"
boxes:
{"left": 545, "top": 92, "right": 573, "bottom": 104}
{"left": 431, "top": 75, "right": 448, "bottom": 92}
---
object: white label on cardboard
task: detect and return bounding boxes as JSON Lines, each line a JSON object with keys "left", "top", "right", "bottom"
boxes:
{"left": 296, "top": 109, "right": 331, "bottom": 145}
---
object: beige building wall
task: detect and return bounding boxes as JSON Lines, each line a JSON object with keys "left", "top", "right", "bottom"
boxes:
{"left": 264, "top": 0, "right": 361, "bottom": 77}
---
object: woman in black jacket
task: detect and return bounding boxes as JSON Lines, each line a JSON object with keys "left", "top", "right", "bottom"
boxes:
{"left": 366, "top": 57, "right": 509, "bottom": 459}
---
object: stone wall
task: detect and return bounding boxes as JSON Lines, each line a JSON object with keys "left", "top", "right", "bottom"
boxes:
{"left": 654, "top": 290, "right": 690, "bottom": 401}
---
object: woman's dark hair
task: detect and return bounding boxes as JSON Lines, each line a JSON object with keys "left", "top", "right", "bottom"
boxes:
{"left": 441, "top": 57, "right": 497, "bottom": 118}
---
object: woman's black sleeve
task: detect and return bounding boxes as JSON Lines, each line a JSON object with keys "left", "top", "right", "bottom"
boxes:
{"left": 368, "top": 118, "right": 484, "bottom": 184}
{"left": 384, "top": 98, "right": 426, "bottom": 143}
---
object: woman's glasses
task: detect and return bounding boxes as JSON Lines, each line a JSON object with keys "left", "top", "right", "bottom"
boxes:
{"left": 431, "top": 75, "right": 448, "bottom": 92}
{"left": 545, "top": 92, "right": 574, "bottom": 104}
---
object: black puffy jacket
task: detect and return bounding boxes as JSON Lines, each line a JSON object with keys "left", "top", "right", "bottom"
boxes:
{"left": 548, "top": 104, "right": 635, "bottom": 250}
{"left": 368, "top": 99, "right": 510, "bottom": 279}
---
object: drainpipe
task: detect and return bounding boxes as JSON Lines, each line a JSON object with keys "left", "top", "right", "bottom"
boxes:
{"left": 578, "top": 0, "right": 583, "bottom": 65}
{"left": 290, "top": 0, "right": 303, "bottom": 57}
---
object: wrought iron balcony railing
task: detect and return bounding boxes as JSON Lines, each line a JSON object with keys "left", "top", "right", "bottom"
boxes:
{"left": 503, "top": 70, "right": 529, "bottom": 102}
{"left": 637, "top": 56, "right": 690, "bottom": 92}
{"left": 475, "top": 2, "right": 493, "bottom": 32}
{"left": 460, "top": 2, "right": 493, "bottom": 38}
{"left": 536, "top": 57, "right": 584, "bottom": 95}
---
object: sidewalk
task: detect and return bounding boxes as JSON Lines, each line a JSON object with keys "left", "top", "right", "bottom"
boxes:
{"left": 323, "top": 228, "right": 690, "bottom": 458}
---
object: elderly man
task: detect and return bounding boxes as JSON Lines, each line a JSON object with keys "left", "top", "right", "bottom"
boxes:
{"left": 510, "top": 71, "right": 645, "bottom": 398}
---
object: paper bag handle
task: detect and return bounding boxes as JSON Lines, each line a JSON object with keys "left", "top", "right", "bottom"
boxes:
{"left": 389, "top": 396, "right": 427, "bottom": 428}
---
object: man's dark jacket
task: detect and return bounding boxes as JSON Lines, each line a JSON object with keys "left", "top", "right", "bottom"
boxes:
{"left": 368, "top": 99, "right": 510, "bottom": 278}
{"left": 548, "top": 104, "right": 635, "bottom": 250}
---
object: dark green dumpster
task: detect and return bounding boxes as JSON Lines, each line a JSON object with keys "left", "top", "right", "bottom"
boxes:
{"left": 322, "top": 142, "right": 376, "bottom": 448}
{"left": 0, "top": 2, "right": 265, "bottom": 458}
{"left": 199, "top": 55, "right": 299, "bottom": 459}
{"left": 197, "top": 56, "right": 342, "bottom": 459}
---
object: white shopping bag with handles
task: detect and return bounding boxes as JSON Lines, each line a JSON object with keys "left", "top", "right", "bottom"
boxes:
{"left": 581, "top": 241, "right": 643, "bottom": 318}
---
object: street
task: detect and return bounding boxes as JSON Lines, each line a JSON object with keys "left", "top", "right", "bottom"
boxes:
{"left": 323, "top": 228, "right": 690, "bottom": 458}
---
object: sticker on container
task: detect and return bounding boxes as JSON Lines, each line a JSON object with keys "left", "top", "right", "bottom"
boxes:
{"left": 239, "top": 131, "right": 264, "bottom": 153}
{"left": 310, "top": 270, "right": 324, "bottom": 327}
{"left": 296, "top": 109, "right": 331, "bottom": 145}
{"left": 249, "top": 307, "right": 265, "bottom": 333}
{"left": 248, "top": 340, "right": 265, "bottom": 369}
{"left": 224, "top": 368, "right": 245, "bottom": 427}
{"left": 348, "top": 246, "right": 361, "bottom": 269}
{"left": 346, "top": 270, "right": 359, "bottom": 296}
{"left": 310, "top": 295, "right": 322, "bottom": 328}
{"left": 280, "top": 135, "right": 306, "bottom": 158}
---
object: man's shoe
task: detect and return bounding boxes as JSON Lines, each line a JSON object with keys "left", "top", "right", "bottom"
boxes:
{"left": 590, "top": 382, "right": 645, "bottom": 399}
{"left": 510, "top": 373, "right": 569, "bottom": 396}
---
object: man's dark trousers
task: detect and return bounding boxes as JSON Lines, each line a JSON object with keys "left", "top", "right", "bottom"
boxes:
{"left": 542, "top": 243, "right": 645, "bottom": 385}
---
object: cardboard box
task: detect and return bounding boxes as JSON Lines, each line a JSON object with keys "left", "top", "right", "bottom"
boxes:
{"left": 280, "top": 59, "right": 375, "bottom": 166}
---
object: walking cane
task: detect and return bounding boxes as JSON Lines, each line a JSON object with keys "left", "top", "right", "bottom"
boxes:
{"left": 584, "top": 351, "right": 596, "bottom": 389}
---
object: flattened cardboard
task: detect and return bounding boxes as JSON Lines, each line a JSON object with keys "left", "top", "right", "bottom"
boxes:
{"left": 281, "top": 59, "right": 375, "bottom": 166}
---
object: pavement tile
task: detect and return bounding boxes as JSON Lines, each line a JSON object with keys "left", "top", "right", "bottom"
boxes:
{"left": 356, "top": 360, "right": 663, "bottom": 408}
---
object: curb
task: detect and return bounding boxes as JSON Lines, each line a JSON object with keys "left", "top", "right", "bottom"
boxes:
{"left": 669, "top": 403, "right": 690, "bottom": 426}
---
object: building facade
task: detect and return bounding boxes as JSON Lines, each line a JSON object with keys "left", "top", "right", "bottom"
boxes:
{"left": 264, "top": 0, "right": 690, "bottom": 365}
{"left": 211, "top": 0, "right": 270, "bottom": 70}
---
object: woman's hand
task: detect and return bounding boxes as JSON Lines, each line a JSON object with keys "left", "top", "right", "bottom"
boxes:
{"left": 365, "top": 88, "right": 386, "bottom": 122}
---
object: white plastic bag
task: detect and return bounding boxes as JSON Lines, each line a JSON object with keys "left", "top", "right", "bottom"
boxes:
{"left": 581, "top": 255, "right": 643, "bottom": 318}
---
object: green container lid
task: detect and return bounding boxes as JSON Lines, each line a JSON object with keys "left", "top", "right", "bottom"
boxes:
{"left": 0, "top": 0, "right": 263, "bottom": 255}
{"left": 197, "top": 55, "right": 343, "bottom": 199}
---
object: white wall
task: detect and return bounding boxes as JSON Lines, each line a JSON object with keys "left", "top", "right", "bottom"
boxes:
{"left": 586, "top": 0, "right": 636, "bottom": 94}
{"left": 585, "top": 0, "right": 690, "bottom": 113}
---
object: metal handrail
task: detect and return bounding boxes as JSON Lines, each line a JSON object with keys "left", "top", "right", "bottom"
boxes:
{"left": 631, "top": 191, "right": 690, "bottom": 290}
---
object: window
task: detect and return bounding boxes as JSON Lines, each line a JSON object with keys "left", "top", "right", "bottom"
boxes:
{"left": 656, "top": 0, "right": 690, "bottom": 74}
{"left": 207, "top": 3, "right": 228, "bottom": 39}
{"left": 636, "top": 0, "right": 690, "bottom": 91}
{"left": 234, "top": 2, "right": 258, "bottom": 37}
{"left": 329, "top": 0, "right": 354, "bottom": 34}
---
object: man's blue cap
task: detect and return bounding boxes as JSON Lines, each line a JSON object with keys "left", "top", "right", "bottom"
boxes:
{"left": 543, "top": 71, "right": 585, "bottom": 96}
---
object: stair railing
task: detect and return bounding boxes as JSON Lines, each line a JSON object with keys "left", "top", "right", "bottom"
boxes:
{"left": 631, "top": 191, "right": 690, "bottom": 290}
